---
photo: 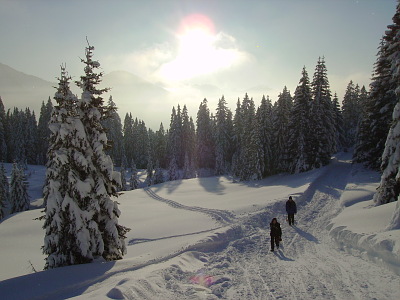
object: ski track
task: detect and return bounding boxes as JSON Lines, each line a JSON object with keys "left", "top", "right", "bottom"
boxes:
{"left": 155, "top": 157, "right": 400, "bottom": 300}
{"left": 144, "top": 187, "right": 235, "bottom": 225}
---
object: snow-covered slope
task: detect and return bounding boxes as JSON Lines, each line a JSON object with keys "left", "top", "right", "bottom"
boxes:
{"left": 0, "top": 153, "right": 399, "bottom": 299}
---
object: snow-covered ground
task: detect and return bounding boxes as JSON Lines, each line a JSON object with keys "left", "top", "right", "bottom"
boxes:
{"left": 0, "top": 152, "right": 399, "bottom": 299}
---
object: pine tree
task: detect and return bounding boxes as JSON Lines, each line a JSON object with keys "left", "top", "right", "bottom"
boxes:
{"left": 24, "top": 108, "right": 38, "bottom": 165}
{"left": 102, "top": 96, "right": 124, "bottom": 167}
{"left": 257, "top": 95, "right": 274, "bottom": 176}
{"left": 373, "top": 1, "right": 400, "bottom": 229}
{"left": 37, "top": 98, "right": 53, "bottom": 165}
{"left": 168, "top": 155, "right": 179, "bottom": 181}
{"left": 353, "top": 39, "right": 397, "bottom": 170}
{"left": 182, "top": 105, "right": 196, "bottom": 171}
{"left": 0, "top": 163, "right": 9, "bottom": 218}
{"left": 153, "top": 160, "right": 165, "bottom": 184}
{"left": 10, "top": 162, "right": 29, "bottom": 213}
{"left": 43, "top": 65, "right": 97, "bottom": 268}
{"left": 123, "top": 113, "right": 134, "bottom": 168}
{"left": 75, "top": 43, "right": 128, "bottom": 261}
{"left": 120, "top": 166, "right": 127, "bottom": 191}
{"left": 135, "top": 120, "right": 149, "bottom": 169}
{"left": 273, "top": 87, "right": 292, "bottom": 172}
{"left": 8, "top": 108, "right": 26, "bottom": 164}
{"left": 332, "top": 93, "right": 345, "bottom": 152}
{"left": 342, "top": 81, "right": 363, "bottom": 147}
{"left": 196, "top": 99, "right": 215, "bottom": 176}
{"left": 129, "top": 163, "right": 140, "bottom": 190}
{"left": 0, "top": 97, "right": 7, "bottom": 162}
{"left": 245, "top": 117, "right": 264, "bottom": 180}
{"left": 145, "top": 150, "right": 154, "bottom": 186}
{"left": 309, "top": 57, "right": 335, "bottom": 168}
{"left": 182, "top": 152, "right": 191, "bottom": 179}
{"left": 168, "top": 106, "right": 183, "bottom": 171}
{"left": 215, "top": 96, "right": 232, "bottom": 175}
{"left": 232, "top": 98, "right": 243, "bottom": 177}
{"left": 236, "top": 94, "right": 263, "bottom": 180}
{"left": 287, "top": 67, "right": 312, "bottom": 173}
{"left": 155, "top": 123, "right": 167, "bottom": 169}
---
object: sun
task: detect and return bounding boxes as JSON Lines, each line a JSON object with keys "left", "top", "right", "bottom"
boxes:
{"left": 159, "top": 14, "right": 241, "bottom": 82}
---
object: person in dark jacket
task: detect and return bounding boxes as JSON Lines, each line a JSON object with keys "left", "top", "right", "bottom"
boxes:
{"left": 270, "top": 218, "right": 282, "bottom": 251}
{"left": 286, "top": 196, "right": 297, "bottom": 226}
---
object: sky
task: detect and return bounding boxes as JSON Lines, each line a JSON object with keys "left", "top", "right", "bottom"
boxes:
{"left": 0, "top": 0, "right": 397, "bottom": 128}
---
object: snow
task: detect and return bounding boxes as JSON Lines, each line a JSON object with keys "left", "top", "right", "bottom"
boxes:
{"left": 0, "top": 153, "right": 399, "bottom": 299}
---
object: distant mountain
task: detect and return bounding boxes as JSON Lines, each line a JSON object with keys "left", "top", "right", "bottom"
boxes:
{"left": 0, "top": 63, "right": 54, "bottom": 114}
{"left": 0, "top": 64, "right": 172, "bottom": 128}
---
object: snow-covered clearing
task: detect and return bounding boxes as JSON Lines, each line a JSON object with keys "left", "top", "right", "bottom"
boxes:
{"left": 0, "top": 152, "right": 399, "bottom": 299}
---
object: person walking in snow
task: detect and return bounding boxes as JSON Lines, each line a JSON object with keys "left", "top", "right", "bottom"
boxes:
{"left": 286, "top": 196, "right": 297, "bottom": 226}
{"left": 270, "top": 218, "right": 282, "bottom": 252}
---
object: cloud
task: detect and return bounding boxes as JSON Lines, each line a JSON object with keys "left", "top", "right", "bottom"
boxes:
{"left": 104, "top": 30, "right": 252, "bottom": 86}
{"left": 103, "top": 42, "right": 174, "bottom": 81}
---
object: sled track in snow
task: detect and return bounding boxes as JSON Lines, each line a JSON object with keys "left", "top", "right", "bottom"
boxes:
{"left": 144, "top": 187, "right": 235, "bottom": 225}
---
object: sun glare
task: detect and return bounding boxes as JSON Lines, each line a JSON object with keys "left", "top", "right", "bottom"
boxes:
{"left": 159, "top": 14, "right": 242, "bottom": 82}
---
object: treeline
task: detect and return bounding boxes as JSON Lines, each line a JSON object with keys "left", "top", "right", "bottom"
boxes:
{"left": 353, "top": 1, "right": 400, "bottom": 220}
{"left": 104, "top": 57, "right": 365, "bottom": 184}
{"left": 0, "top": 60, "right": 366, "bottom": 184}
{"left": 0, "top": 97, "right": 52, "bottom": 166}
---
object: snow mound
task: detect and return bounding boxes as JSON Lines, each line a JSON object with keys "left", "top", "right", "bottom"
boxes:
{"left": 329, "top": 164, "right": 400, "bottom": 275}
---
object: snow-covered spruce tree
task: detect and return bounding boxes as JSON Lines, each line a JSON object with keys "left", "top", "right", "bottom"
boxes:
{"left": 25, "top": 108, "right": 38, "bottom": 165}
{"left": 196, "top": 99, "right": 215, "bottom": 176}
{"left": 129, "top": 163, "right": 140, "bottom": 190}
{"left": 374, "top": 97, "right": 400, "bottom": 231}
{"left": 145, "top": 152, "right": 154, "bottom": 186}
{"left": 373, "top": 1, "right": 400, "bottom": 230}
{"left": 245, "top": 117, "right": 264, "bottom": 180}
{"left": 153, "top": 160, "right": 165, "bottom": 184}
{"left": 102, "top": 96, "right": 124, "bottom": 167}
{"left": 123, "top": 113, "right": 134, "bottom": 168}
{"left": 309, "top": 57, "right": 335, "bottom": 168}
{"left": 0, "top": 96, "right": 7, "bottom": 162}
{"left": 10, "top": 162, "right": 29, "bottom": 213}
{"left": 168, "top": 106, "right": 183, "bottom": 170}
{"left": 168, "top": 155, "right": 179, "bottom": 181}
{"left": 0, "top": 163, "right": 9, "bottom": 218}
{"left": 272, "top": 87, "right": 292, "bottom": 173}
{"left": 182, "top": 153, "right": 191, "bottom": 179}
{"left": 215, "top": 96, "right": 233, "bottom": 175}
{"left": 182, "top": 105, "right": 196, "bottom": 172}
{"left": 75, "top": 43, "right": 128, "bottom": 261}
{"left": 135, "top": 120, "right": 149, "bottom": 169}
{"left": 237, "top": 94, "right": 263, "bottom": 180}
{"left": 342, "top": 81, "right": 363, "bottom": 147}
{"left": 0, "top": 97, "right": 7, "bottom": 162}
{"left": 37, "top": 98, "right": 53, "bottom": 165}
{"left": 231, "top": 98, "right": 243, "bottom": 178}
{"left": 8, "top": 108, "right": 27, "bottom": 164}
{"left": 42, "top": 66, "right": 100, "bottom": 268}
{"left": 353, "top": 39, "right": 397, "bottom": 170}
{"left": 332, "top": 93, "right": 346, "bottom": 152}
{"left": 287, "top": 67, "right": 312, "bottom": 174}
{"left": 120, "top": 166, "right": 127, "bottom": 191}
{"left": 256, "top": 95, "right": 274, "bottom": 177}
{"left": 155, "top": 123, "right": 167, "bottom": 169}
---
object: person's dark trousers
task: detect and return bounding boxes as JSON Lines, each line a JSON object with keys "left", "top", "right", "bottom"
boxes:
{"left": 271, "top": 236, "right": 280, "bottom": 251}
{"left": 288, "top": 213, "right": 295, "bottom": 225}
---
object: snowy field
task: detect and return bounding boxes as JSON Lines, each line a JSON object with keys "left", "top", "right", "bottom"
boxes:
{"left": 0, "top": 152, "right": 399, "bottom": 299}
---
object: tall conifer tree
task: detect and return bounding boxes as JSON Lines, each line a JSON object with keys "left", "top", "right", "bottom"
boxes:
{"left": 75, "top": 43, "right": 128, "bottom": 261}
{"left": 288, "top": 67, "right": 311, "bottom": 173}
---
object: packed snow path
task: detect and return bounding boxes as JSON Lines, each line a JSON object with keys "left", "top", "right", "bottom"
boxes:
{"left": 158, "top": 157, "right": 400, "bottom": 299}
{"left": 144, "top": 187, "right": 235, "bottom": 225}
